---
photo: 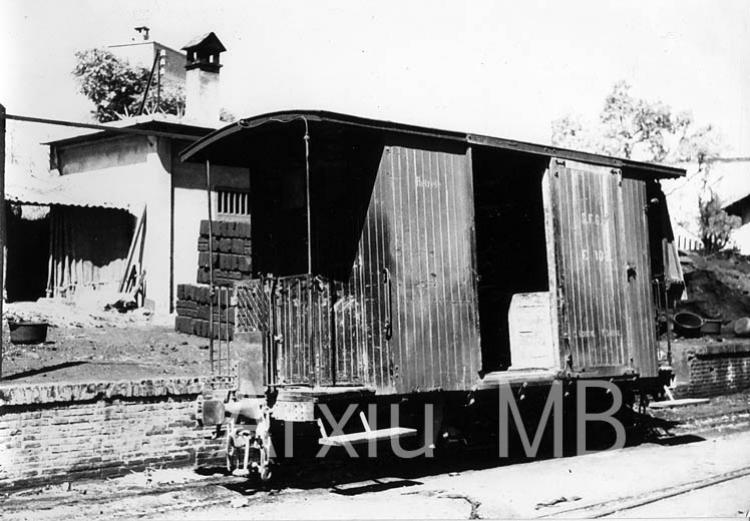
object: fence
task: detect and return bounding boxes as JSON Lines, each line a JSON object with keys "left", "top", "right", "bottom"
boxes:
{"left": 676, "top": 234, "right": 703, "bottom": 253}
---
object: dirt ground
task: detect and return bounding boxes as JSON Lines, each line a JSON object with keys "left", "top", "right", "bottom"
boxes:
{"left": 1, "top": 300, "right": 214, "bottom": 383}
{"left": 647, "top": 389, "right": 750, "bottom": 436}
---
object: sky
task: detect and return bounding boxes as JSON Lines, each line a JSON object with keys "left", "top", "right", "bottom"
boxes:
{"left": 1, "top": 0, "right": 749, "bottom": 170}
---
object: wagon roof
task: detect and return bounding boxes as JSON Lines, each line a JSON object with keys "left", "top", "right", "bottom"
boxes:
{"left": 179, "top": 109, "right": 685, "bottom": 179}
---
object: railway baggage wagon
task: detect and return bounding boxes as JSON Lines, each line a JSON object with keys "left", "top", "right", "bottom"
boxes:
{"left": 180, "top": 111, "right": 684, "bottom": 479}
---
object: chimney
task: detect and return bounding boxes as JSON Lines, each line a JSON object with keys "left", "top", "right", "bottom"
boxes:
{"left": 181, "top": 32, "right": 226, "bottom": 126}
{"left": 134, "top": 26, "right": 150, "bottom": 41}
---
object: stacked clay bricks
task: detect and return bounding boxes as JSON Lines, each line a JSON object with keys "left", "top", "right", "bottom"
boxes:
{"left": 196, "top": 220, "right": 252, "bottom": 286}
{"left": 174, "top": 220, "right": 252, "bottom": 339}
{"left": 175, "top": 284, "right": 235, "bottom": 340}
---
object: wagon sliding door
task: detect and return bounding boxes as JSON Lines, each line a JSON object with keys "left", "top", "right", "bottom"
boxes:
{"left": 334, "top": 145, "right": 480, "bottom": 393}
{"left": 547, "top": 158, "right": 655, "bottom": 377}
{"left": 385, "top": 146, "right": 480, "bottom": 393}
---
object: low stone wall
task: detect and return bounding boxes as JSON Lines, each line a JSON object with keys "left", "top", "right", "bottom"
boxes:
{"left": 672, "top": 340, "right": 750, "bottom": 397}
{"left": 0, "top": 377, "right": 230, "bottom": 491}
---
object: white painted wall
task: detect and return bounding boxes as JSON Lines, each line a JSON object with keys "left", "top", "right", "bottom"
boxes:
{"left": 730, "top": 223, "right": 750, "bottom": 255}
{"left": 142, "top": 137, "right": 174, "bottom": 314}
{"left": 170, "top": 149, "right": 250, "bottom": 310}
{"left": 56, "top": 135, "right": 170, "bottom": 313}
{"left": 54, "top": 134, "right": 251, "bottom": 315}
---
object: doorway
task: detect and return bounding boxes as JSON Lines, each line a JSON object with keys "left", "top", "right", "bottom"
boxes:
{"left": 472, "top": 149, "right": 550, "bottom": 373}
{"left": 6, "top": 204, "right": 50, "bottom": 302}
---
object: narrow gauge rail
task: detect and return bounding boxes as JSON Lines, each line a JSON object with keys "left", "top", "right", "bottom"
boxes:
{"left": 537, "top": 464, "right": 750, "bottom": 518}
{"left": 180, "top": 110, "right": 685, "bottom": 480}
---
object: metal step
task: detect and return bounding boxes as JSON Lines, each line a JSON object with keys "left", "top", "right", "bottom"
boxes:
{"left": 317, "top": 411, "right": 417, "bottom": 446}
{"left": 648, "top": 385, "right": 710, "bottom": 409}
{"left": 648, "top": 398, "right": 710, "bottom": 409}
{"left": 319, "top": 427, "right": 417, "bottom": 446}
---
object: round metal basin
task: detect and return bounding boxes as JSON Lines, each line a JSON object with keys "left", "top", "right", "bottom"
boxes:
{"left": 673, "top": 311, "right": 704, "bottom": 337}
{"left": 8, "top": 321, "right": 49, "bottom": 344}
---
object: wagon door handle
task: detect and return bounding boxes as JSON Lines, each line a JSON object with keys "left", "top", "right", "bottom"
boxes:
{"left": 382, "top": 267, "right": 393, "bottom": 340}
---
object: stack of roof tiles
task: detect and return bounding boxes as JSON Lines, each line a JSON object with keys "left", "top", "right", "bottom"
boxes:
{"left": 174, "top": 220, "right": 252, "bottom": 339}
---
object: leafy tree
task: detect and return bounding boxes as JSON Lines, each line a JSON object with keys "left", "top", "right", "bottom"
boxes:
{"left": 552, "top": 80, "right": 738, "bottom": 252}
{"left": 73, "top": 48, "right": 184, "bottom": 123}
{"left": 699, "top": 191, "right": 741, "bottom": 253}
{"left": 552, "top": 81, "right": 715, "bottom": 164}
{"left": 219, "top": 108, "right": 237, "bottom": 123}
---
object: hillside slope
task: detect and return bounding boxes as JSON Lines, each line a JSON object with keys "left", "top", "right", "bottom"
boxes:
{"left": 679, "top": 251, "right": 750, "bottom": 321}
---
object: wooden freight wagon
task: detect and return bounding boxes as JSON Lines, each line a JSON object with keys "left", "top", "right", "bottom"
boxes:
{"left": 181, "top": 111, "right": 683, "bottom": 479}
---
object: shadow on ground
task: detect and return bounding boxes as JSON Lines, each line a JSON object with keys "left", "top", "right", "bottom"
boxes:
{"left": 3, "top": 361, "right": 88, "bottom": 380}
{"left": 203, "top": 408, "right": 705, "bottom": 496}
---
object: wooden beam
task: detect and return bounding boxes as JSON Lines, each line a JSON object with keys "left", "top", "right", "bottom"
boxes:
{"left": 3, "top": 113, "right": 205, "bottom": 141}
{"left": 119, "top": 204, "right": 147, "bottom": 293}
{"left": 0, "top": 103, "right": 5, "bottom": 380}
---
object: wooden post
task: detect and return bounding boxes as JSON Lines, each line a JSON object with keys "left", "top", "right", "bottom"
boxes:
{"left": 662, "top": 238, "right": 673, "bottom": 367}
{"left": 0, "top": 103, "right": 5, "bottom": 380}
{"left": 119, "top": 204, "right": 146, "bottom": 293}
{"left": 206, "top": 160, "right": 215, "bottom": 373}
{"left": 303, "top": 118, "right": 311, "bottom": 275}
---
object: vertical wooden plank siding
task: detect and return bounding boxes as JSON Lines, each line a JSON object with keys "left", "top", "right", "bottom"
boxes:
{"left": 332, "top": 145, "right": 480, "bottom": 393}
{"left": 48, "top": 207, "right": 133, "bottom": 298}
{"left": 332, "top": 150, "right": 391, "bottom": 388}
{"left": 550, "top": 160, "right": 630, "bottom": 373}
{"left": 269, "top": 275, "right": 332, "bottom": 385}
{"left": 549, "top": 159, "right": 658, "bottom": 376}
{"left": 542, "top": 172, "right": 562, "bottom": 369}
{"left": 621, "top": 178, "right": 659, "bottom": 377}
{"left": 393, "top": 145, "right": 479, "bottom": 391}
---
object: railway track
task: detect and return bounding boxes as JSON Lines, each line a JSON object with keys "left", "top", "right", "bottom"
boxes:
{"left": 537, "top": 465, "right": 750, "bottom": 518}
{"left": 111, "top": 458, "right": 750, "bottom": 520}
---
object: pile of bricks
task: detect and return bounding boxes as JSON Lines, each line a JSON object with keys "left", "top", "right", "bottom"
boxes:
{"left": 196, "top": 220, "right": 252, "bottom": 286}
{"left": 174, "top": 220, "right": 252, "bottom": 339}
{"left": 175, "top": 284, "right": 235, "bottom": 339}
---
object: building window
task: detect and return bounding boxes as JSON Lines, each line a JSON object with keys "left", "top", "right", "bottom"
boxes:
{"left": 217, "top": 189, "right": 250, "bottom": 217}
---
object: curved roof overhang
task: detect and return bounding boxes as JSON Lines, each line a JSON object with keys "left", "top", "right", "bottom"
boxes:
{"left": 179, "top": 109, "right": 685, "bottom": 179}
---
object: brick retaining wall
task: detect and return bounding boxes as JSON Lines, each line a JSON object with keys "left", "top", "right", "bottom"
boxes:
{"left": 671, "top": 341, "right": 750, "bottom": 398}
{"left": 0, "top": 377, "right": 231, "bottom": 491}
